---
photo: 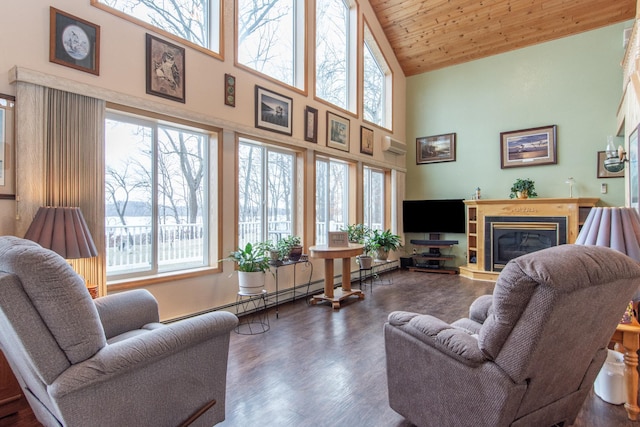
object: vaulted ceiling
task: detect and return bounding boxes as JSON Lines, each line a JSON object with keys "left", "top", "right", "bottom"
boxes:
{"left": 369, "top": 0, "right": 636, "bottom": 76}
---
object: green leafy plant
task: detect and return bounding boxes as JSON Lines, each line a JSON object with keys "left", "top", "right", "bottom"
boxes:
{"left": 509, "top": 178, "right": 538, "bottom": 199}
{"left": 369, "top": 229, "right": 402, "bottom": 252}
{"left": 277, "top": 235, "right": 301, "bottom": 255}
{"left": 220, "top": 242, "right": 270, "bottom": 272}
{"left": 341, "top": 224, "right": 370, "bottom": 244}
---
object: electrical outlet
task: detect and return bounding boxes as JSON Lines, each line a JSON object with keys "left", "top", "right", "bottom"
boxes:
{"left": 601, "top": 183, "right": 607, "bottom": 194}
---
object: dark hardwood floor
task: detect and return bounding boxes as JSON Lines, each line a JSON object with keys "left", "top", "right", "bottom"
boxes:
{"left": 2, "top": 269, "right": 637, "bottom": 426}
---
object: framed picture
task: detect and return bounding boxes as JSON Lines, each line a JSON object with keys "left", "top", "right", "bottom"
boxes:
{"left": 416, "top": 133, "right": 456, "bottom": 164}
{"left": 255, "top": 86, "right": 293, "bottom": 136}
{"left": 49, "top": 7, "right": 100, "bottom": 75}
{"left": 597, "top": 151, "right": 625, "bottom": 178}
{"left": 0, "top": 94, "right": 15, "bottom": 199}
{"left": 224, "top": 73, "right": 236, "bottom": 107}
{"left": 327, "top": 112, "right": 350, "bottom": 152}
{"left": 304, "top": 106, "right": 318, "bottom": 143}
{"left": 146, "top": 34, "right": 186, "bottom": 103}
{"left": 500, "top": 125, "right": 557, "bottom": 169}
{"left": 360, "top": 126, "right": 374, "bottom": 155}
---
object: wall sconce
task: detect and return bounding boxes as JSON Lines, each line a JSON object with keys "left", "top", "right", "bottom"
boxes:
{"left": 603, "top": 135, "right": 628, "bottom": 173}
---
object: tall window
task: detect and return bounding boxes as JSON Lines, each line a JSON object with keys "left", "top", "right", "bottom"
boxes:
{"left": 238, "top": 139, "right": 296, "bottom": 247}
{"left": 94, "top": 0, "right": 221, "bottom": 54}
{"left": 105, "top": 112, "right": 210, "bottom": 278}
{"left": 316, "top": 157, "right": 349, "bottom": 245}
{"left": 364, "top": 166, "right": 385, "bottom": 231}
{"left": 363, "top": 24, "right": 391, "bottom": 128}
{"left": 237, "top": 0, "right": 304, "bottom": 88}
{"left": 316, "top": 0, "right": 351, "bottom": 110}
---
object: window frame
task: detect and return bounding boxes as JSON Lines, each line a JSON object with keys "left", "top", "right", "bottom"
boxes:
{"left": 363, "top": 165, "right": 387, "bottom": 232}
{"left": 237, "top": 137, "right": 300, "bottom": 248}
{"left": 235, "top": 0, "right": 306, "bottom": 91}
{"left": 314, "top": 0, "right": 357, "bottom": 113}
{"left": 104, "top": 108, "right": 220, "bottom": 283}
{"left": 362, "top": 20, "right": 393, "bottom": 131}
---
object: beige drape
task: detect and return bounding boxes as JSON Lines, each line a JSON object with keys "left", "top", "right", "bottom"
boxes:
{"left": 15, "top": 82, "right": 106, "bottom": 295}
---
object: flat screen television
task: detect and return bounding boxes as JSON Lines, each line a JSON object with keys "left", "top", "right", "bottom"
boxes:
{"left": 402, "top": 199, "right": 466, "bottom": 234}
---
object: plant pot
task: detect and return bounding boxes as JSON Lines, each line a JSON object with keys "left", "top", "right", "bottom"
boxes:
{"left": 238, "top": 271, "right": 265, "bottom": 294}
{"left": 376, "top": 248, "right": 389, "bottom": 261}
{"left": 268, "top": 250, "right": 281, "bottom": 265}
{"left": 516, "top": 190, "right": 529, "bottom": 199}
{"left": 358, "top": 255, "right": 373, "bottom": 269}
{"left": 288, "top": 245, "right": 303, "bottom": 262}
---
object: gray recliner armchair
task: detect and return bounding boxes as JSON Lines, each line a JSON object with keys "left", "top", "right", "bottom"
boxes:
{"left": 0, "top": 236, "right": 238, "bottom": 427}
{"left": 385, "top": 244, "right": 640, "bottom": 427}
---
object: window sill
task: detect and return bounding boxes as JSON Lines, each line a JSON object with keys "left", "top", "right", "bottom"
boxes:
{"left": 107, "top": 267, "right": 220, "bottom": 292}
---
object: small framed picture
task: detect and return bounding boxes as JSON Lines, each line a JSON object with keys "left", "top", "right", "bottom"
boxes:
{"left": 224, "top": 73, "right": 236, "bottom": 107}
{"left": 146, "top": 34, "right": 186, "bottom": 103}
{"left": 255, "top": 86, "right": 293, "bottom": 136}
{"left": 360, "top": 126, "right": 374, "bottom": 155}
{"left": 328, "top": 231, "right": 349, "bottom": 247}
{"left": 49, "top": 7, "right": 100, "bottom": 75}
{"left": 0, "top": 94, "right": 15, "bottom": 199}
{"left": 416, "top": 133, "right": 456, "bottom": 164}
{"left": 327, "top": 112, "right": 350, "bottom": 152}
{"left": 304, "top": 106, "right": 318, "bottom": 143}
{"left": 500, "top": 125, "right": 557, "bottom": 169}
{"left": 597, "top": 151, "right": 624, "bottom": 178}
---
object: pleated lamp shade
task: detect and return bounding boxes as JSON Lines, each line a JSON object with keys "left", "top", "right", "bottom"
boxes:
{"left": 575, "top": 207, "right": 640, "bottom": 262}
{"left": 24, "top": 207, "right": 98, "bottom": 259}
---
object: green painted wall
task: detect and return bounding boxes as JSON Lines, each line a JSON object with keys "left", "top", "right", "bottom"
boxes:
{"left": 406, "top": 22, "right": 632, "bottom": 207}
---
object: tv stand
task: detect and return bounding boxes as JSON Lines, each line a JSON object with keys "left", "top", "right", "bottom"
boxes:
{"left": 408, "top": 239, "right": 458, "bottom": 275}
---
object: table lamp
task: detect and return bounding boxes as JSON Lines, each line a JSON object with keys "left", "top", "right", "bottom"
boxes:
{"left": 576, "top": 207, "right": 640, "bottom": 323}
{"left": 24, "top": 206, "right": 98, "bottom": 296}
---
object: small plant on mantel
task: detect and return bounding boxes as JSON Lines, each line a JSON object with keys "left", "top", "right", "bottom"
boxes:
{"left": 509, "top": 178, "right": 538, "bottom": 199}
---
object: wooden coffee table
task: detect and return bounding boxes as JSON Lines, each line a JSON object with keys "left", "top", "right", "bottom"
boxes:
{"left": 309, "top": 244, "right": 364, "bottom": 309}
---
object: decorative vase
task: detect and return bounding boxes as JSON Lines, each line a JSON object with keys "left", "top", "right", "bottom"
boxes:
{"left": 238, "top": 271, "right": 265, "bottom": 294}
{"left": 288, "top": 245, "right": 303, "bottom": 262}
{"left": 375, "top": 248, "right": 389, "bottom": 261}
{"left": 358, "top": 255, "right": 373, "bottom": 269}
{"left": 516, "top": 190, "right": 528, "bottom": 199}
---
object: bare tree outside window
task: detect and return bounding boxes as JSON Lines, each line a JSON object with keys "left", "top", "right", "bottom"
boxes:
{"left": 316, "top": 0, "right": 349, "bottom": 109}
{"left": 105, "top": 114, "right": 209, "bottom": 277}
{"left": 97, "top": 0, "right": 219, "bottom": 52}
{"left": 237, "top": 0, "right": 296, "bottom": 86}
{"left": 363, "top": 24, "right": 389, "bottom": 127}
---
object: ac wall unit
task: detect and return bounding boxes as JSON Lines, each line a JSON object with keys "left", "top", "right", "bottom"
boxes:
{"left": 383, "top": 136, "right": 406, "bottom": 155}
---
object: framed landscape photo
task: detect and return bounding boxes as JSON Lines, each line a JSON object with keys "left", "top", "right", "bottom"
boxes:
{"left": 255, "top": 86, "right": 293, "bottom": 135}
{"left": 304, "top": 106, "right": 318, "bottom": 143}
{"left": 327, "top": 112, "right": 350, "bottom": 152}
{"left": 500, "top": 125, "right": 557, "bottom": 169}
{"left": 597, "top": 151, "right": 624, "bottom": 178}
{"left": 360, "top": 126, "right": 374, "bottom": 155}
{"left": 146, "top": 34, "right": 186, "bottom": 103}
{"left": 49, "top": 7, "right": 100, "bottom": 75}
{"left": 416, "top": 133, "right": 456, "bottom": 164}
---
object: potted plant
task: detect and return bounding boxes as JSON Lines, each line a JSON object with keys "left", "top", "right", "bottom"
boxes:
{"left": 277, "top": 235, "right": 303, "bottom": 262}
{"left": 342, "top": 224, "right": 369, "bottom": 244}
{"left": 263, "top": 240, "right": 282, "bottom": 265}
{"left": 509, "top": 178, "right": 538, "bottom": 199}
{"left": 370, "top": 229, "right": 402, "bottom": 261}
{"left": 220, "top": 242, "right": 271, "bottom": 294}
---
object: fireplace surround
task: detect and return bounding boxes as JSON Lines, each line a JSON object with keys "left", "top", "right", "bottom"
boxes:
{"left": 460, "top": 198, "right": 598, "bottom": 281}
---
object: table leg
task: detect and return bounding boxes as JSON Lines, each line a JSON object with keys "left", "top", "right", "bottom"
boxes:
{"left": 341, "top": 257, "right": 351, "bottom": 292}
{"left": 324, "top": 259, "right": 334, "bottom": 298}
{"left": 615, "top": 340, "right": 640, "bottom": 421}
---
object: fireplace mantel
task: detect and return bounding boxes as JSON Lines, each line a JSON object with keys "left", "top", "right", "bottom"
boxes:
{"left": 460, "top": 198, "right": 599, "bottom": 281}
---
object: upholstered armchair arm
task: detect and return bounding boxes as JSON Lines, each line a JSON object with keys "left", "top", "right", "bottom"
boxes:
{"left": 49, "top": 310, "right": 238, "bottom": 397}
{"left": 469, "top": 294, "right": 493, "bottom": 324}
{"left": 387, "top": 311, "right": 487, "bottom": 364}
{"left": 94, "top": 289, "right": 160, "bottom": 339}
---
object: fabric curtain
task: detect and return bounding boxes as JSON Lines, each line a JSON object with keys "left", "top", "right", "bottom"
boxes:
{"left": 15, "top": 82, "right": 106, "bottom": 294}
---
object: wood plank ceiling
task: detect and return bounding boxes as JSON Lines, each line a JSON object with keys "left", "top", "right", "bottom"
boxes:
{"left": 369, "top": 0, "right": 637, "bottom": 76}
